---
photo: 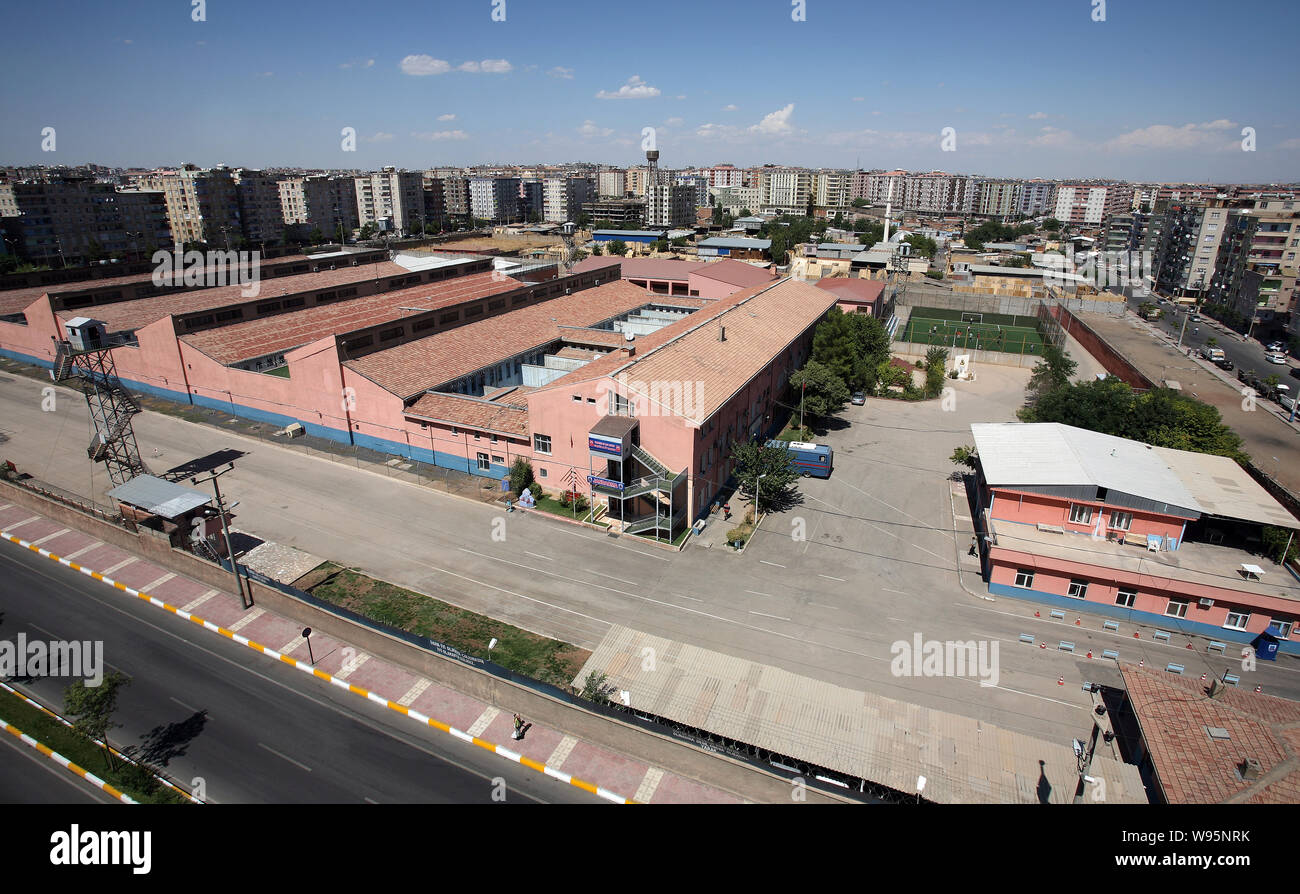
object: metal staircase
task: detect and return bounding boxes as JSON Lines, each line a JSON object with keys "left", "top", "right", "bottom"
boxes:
{"left": 54, "top": 340, "right": 149, "bottom": 486}
{"left": 631, "top": 443, "right": 670, "bottom": 478}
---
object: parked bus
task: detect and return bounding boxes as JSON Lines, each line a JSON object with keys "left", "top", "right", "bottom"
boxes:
{"left": 766, "top": 440, "right": 834, "bottom": 478}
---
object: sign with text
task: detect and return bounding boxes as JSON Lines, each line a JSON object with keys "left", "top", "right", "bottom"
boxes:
{"left": 588, "top": 434, "right": 624, "bottom": 456}
{"left": 587, "top": 475, "right": 624, "bottom": 491}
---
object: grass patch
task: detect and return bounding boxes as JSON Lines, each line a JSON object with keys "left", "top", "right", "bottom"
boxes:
{"left": 531, "top": 493, "right": 587, "bottom": 520}
{"left": 776, "top": 425, "right": 812, "bottom": 442}
{"left": 264, "top": 366, "right": 290, "bottom": 378}
{"left": 0, "top": 689, "right": 189, "bottom": 805}
{"left": 308, "top": 569, "right": 590, "bottom": 688}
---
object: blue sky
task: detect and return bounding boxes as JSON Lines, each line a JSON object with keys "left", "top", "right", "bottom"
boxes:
{"left": 2, "top": 0, "right": 1297, "bottom": 182}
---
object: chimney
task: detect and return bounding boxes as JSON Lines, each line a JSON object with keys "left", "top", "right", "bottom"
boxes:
{"left": 1239, "top": 757, "right": 1262, "bottom": 781}
{"left": 719, "top": 324, "right": 726, "bottom": 342}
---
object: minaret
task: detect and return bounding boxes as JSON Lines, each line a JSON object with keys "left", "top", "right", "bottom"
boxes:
{"left": 883, "top": 179, "right": 893, "bottom": 244}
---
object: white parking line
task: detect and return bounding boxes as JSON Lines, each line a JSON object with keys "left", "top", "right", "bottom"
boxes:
{"left": 524, "top": 551, "right": 553, "bottom": 561}
{"left": 808, "top": 602, "right": 839, "bottom": 610}
{"left": 759, "top": 560, "right": 786, "bottom": 568}
{"left": 749, "top": 611, "right": 791, "bottom": 621}
{"left": 744, "top": 589, "right": 774, "bottom": 598}
{"left": 582, "top": 568, "right": 638, "bottom": 586}
{"left": 169, "top": 696, "right": 201, "bottom": 714}
{"left": 882, "top": 587, "right": 907, "bottom": 594}
{"left": 817, "top": 574, "right": 846, "bottom": 582}
{"left": 671, "top": 593, "right": 703, "bottom": 602}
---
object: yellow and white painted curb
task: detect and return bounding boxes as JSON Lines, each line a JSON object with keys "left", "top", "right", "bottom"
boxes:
{"left": 0, "top": 679, "right": 201, "bottom": 804}
{"left": 0, "top": 715, "right": 136, "bottom": 804}
{"left": 1, "top": 529, "right": 635, "bottom": 804}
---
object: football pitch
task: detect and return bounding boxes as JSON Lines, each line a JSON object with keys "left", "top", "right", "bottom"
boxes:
{"left": 901, "top": 306, "right": 1045, "bottom": 354}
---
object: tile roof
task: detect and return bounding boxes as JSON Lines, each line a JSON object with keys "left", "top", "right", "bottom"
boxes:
{"left": 545, "top": 278, "right": 836, "bottom": 424}
{"left": 344, "top": 279, "right": 652, "bottom": 399}
{"left": 690, "top": 259, "right": 777, "bottom": 289}
{"left": 1120, "top": 663, "right": 1300, "bottom": 804}
{"left": 55, "top": 262, "right": 410, "bottom": 333}
{"left": 814, "top": 278, "right": 885, "bottom": 303}
{"left": 404, "top": 391, "right": 530, "bottom": 437}
{"left": 180, "top": 272, "right": 520, "bottom": 365}
{"left": 571, "top": 257, "right": 707, "bottom": 281}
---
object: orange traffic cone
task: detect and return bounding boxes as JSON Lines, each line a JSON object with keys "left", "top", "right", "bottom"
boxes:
{"left": 1057, "top": 676, "right": 1064, "bottom": 686}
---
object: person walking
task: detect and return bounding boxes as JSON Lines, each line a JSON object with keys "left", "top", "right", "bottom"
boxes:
{"left": 512, "top": 713, "right": 524, "bottom": 740}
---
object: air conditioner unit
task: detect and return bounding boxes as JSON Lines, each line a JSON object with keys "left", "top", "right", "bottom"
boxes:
{"left": 1199, "top": 597, "right": 1215, "bottom": 608}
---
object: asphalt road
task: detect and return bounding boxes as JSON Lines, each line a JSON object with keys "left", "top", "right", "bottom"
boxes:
{"left": 0, "top": 729, "right": 116, "bottom": 804}
{"left": 0, "top": 543, "right": 598, "bottom": 804}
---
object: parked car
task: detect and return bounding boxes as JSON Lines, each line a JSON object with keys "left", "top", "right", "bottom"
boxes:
{"left": 850, "top": 391, "right": 866, "bottom": 406}
{"left": 1238, "top": 368, "right": 1253, "bottom": 383}
{"left": 1214, "top": 357, "right": 1234, "bottom": 371}
{"left": 1266, "top": 341, "right": 1285, "bottom": 352}
{"left": 1281, "top": 393, "right": 1297, "bottom": 413}
{"left": 1266, "top": 352, "right": 1289, "bottom": 365}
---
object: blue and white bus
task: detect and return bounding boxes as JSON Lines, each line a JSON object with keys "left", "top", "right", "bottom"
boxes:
{"left": 766, "top": 440, "right": 834, "bottom": 478}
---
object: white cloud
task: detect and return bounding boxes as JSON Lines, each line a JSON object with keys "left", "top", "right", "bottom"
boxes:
{"left": 1278, "top": 137, "right": 1300, "bottom": 150}
{"left": 1106, "top": 119, "right": 1238, "bottom": 151}
{"left": 340, "top": 58, "right": 376, "bottom": 69}
{"left": 437, "top": 113, "right": 457, "bottom": 121}
{"left": 255, "top": 71, "right": 273, "bottom": 78}
{"left": 548, "top": 66, "right": 574, "bottom": 79}
{"left": 751, "top": 103, "right": 795, "bottom": 135}
{"left": 1030, "top": 126, "right": 1075, "bottom": 148}
{"left": 578, "top": 120, "right": 614, "bottom": 138}
{"left": 363, "top": 132, "right": 395, "bottom": 143}
{"left": 1028, "top": 111, "right": 1048, "bottom": 119}
{"left": 596, "top": 75, "right": 661, "bottom": 100}
{"left": 412, "top": 130, "right": 469, "bottom": 141}
{"left": 459, "top": 59, "right": 512, "bottom": 73}
{"left": 723, "top": 104, "right": 738, "bottom": 111}
{"left": 664, "top": 117, "right": 684, "bottom": 126}
{"left": 401, "top": 55, "right": 451, "bottom": 76}
{"left": 852, "top": 97, "right": 864, "bottom": 102}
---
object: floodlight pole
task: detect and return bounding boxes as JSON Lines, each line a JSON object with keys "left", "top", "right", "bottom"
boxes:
{"left": 192, "top": 464, "right": 249, "bottom": 608}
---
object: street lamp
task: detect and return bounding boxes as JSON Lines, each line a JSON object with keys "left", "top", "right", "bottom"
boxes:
{"left": 754, "top": 472, "right": 767, "bottom": 518}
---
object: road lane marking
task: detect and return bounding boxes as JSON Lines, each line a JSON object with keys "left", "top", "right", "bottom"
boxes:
{"left": 582, "top": 568, "right": 638, "bottom": 586}
{"left": 882, "top": 588, "right": 907, "bottom": 594}
{"left": 749, "top": 611, "right": 791, "bottom": 621}
{"left": 524, "top": 551, "right": 553, "bottom": 561}
{"left": 759, "top": 560, "right": 785, "bottom": 568}
{"left": 258, "top": 742, "right": 313, "bottom": 772}
{"left": 671, "top": 593, "right": 703, "bottom": 602}
{"left": 744, "top": 589, "right": 774, "bottom": 598}
{"left": 817, "top": 574, "right": 846, "bottom": 582}
{"left": 169, "top": 696, "right": 201, "bottom": 714}
{"left": 808, "top": 602, "right": 839, "bottom": 610}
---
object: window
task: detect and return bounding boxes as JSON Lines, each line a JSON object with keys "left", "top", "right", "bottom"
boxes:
{"left": 572, "top": 395, "right": 582, "bottom": 402}
{"left": 476, "top": 453, "right": 490, "bottom": 471}
{"left": 1270, "top": 619, "right": 1294, "bottom": 638}
{"left": 1069, "top": 504, "right": 1093, "bottom": 524}
{"left": 539, "top": 467, "right": 548, "bottom": 478}
{"left": 1224, "top": 611, "right": 1250, "bottom": 631}
{"left": 1109, "top": 511, "right": 1132, "bottom": 531}
{"left": 533, "top": 433, "right": 552, "bottom": 455}
{"left": 1014, "top": 569, "right": 1035, "bottom": 588}
{"left": 491, "top": 455, "right": 504, "bottom": 464}
{"left": 1116, "top": 588, "right": 1136, "bottom": 608}
{"left": 1165, "top": 599, "right": 1189, "bottom": 618}
{"left": 1067, "top": 579, "right": 1089, "bottom": 599}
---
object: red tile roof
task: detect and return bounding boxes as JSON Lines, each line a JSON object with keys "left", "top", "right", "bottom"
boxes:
{"left": 814, "top": 278, "right": 885, "bottom": 304}
{"left": 180, "top": 272, "right": 520, "bottom": 365}
{"left": 690, "top": 259, "right": 778, "bottom": 289}
{"left": 1121, "top": 663, "right": 1300, "bottom": 804}
{"left": 571, "top": 257, "right": 707, "bottom": 282}
{"left": 56, "top": 262, "right": 411, "bottom": 333}
{"left": 344, "top": 279, "right": 653, "bottom": 399}
{"left": 405, "top": 391, "right": 529, "bottom": 437}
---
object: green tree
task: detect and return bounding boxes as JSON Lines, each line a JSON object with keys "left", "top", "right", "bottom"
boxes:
{"left": 904, "top": 234, "right": 938, "bottom": 258}
{"left": 1043, "top": 218, "right": 1062, "bottom": 231}
{"left": 590, "top": 243, "right": 603, "bottom": 256}
{"left": 607, "top": 239, "right": 628, "bottom": 257}
{"left": 851, "top": 198, "right": 868, "bottom": 208}
{"left": 508, "top": 458, "right": 535, "bottom": 495}
{"left": 358, "top": 222, "right": 378, "bottom": 240}
{"left": 790, "top": 360, "right": 850, "bottom": 421}
{"left": 64, "top": 672, "right": 129, "bottom": 767}
{"left": 1003, "top": 254, "right": 1029, "bottom": 268}
{"left": 950, "top": 445, "right": 978, "bottom": 470}
{"left": 730, "top": 441, "right": 799, "bottom": 512}
{"left": 652, "top": 239, "right": 670, "bottom": 253}
{"left": 739, "top": 208, "right": 752, "bottom": 217}
{"left": 831, "top": 212, "right": 845, "bottom": 229}
{"left": 308, "top": 227, "right": 325, "bottom": 245}
{"left": 1262, "top": 526, "right": 1300, "bottom": 565}
{"left": 1021, "top": 343, "right": 1078, "bottom": 412}
{"left": 712, "top": 205, "right": 724, "bottom": 225}
{"left": 579, "top": 670, "right": 615, "bottom": 704}
{"left": 671, "top": 236, "right": 688, "bottom": 247}
{"left": 923, "top": 346, "right": 949, "bottom": 397}
{"left": 1205, "top": 336, "right": 1218, "bottom": 348}
{"left": 811, "top": 307, "right": 891, "bottom": 393}
{"left": 964, "top": 236, "right": 985, "bottom": 252}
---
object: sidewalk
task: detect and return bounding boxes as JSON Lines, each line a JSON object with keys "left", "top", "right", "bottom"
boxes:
{"left": 0, "top": 500, "right": 743, "bottom": 805}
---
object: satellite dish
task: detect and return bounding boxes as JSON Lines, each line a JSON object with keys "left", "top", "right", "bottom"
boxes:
{"left": 625, "top": 331, "right": 635, "bottom": 341}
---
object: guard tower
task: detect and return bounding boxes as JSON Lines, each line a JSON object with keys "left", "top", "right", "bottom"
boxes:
{"left": 52, "top": 318, "right": 149, "bottom": 486}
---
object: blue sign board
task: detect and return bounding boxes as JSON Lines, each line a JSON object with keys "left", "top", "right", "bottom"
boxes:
{"left": 588, "top": 434, "right": 623, "bottom": 456}
{"left": 587, "top": 475, "right": 624, "bottom": 491}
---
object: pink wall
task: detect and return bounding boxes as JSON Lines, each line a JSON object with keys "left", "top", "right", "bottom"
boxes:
{"left": 688, "top": 273, "right": 744, "bottom": 300}
{"left": 990, "top": 488, "right": 1183, "bottom": 542}
{"left": 988, "top": 551, "right": 1298, "bottom": 639}
{"left": 0, "top": 298, "right": 63, "bottom": 365}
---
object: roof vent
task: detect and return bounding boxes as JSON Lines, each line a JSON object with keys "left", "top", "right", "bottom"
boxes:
{"left": 625, "top": 331, "right": 635, "bottom": 342}
{"left": 1238, "top": 757, "right": 1262, "bottom": 781}
{"left": 719, "top": 324, "right": 726, "bottom": 342}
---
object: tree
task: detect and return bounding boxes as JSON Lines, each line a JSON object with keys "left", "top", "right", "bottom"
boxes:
{"left": 671, "top": 236, "right": 688, "bottom": 247}
{"left": 1043, "top": 218, "right": 1062, "bottom": 232}
{"left": 308, "top": 227, "right": 325, "bottom": 245}
{"left": 904, "top": 234, "right": 938, "bottom": 258}
{"left": 579, "top": 670, "right": 615, "bottom": 704}
{"left": 730, "top": 441, "right": 799, "bottom": 513}
{"left": 851, "top": 198, "right": 868, "bottom": 208}
{"left": 577, "top": 212, "right": 592, "bottom": 228}
{"left": 739, "top": 208, "right": 752, "bottom": 217}
{"left": 652, "top": 239, "right": 670, "bottom": 253}
{"left": 790, "top": 360, "right": 850, "bottom": 422}
{"left": 950, "top": 445, "right": 978, "bottom": 471}
{"left": 508, "top": 458, "right": 534, "bottom": 495}
{"left": 831, "top": 212, "right": 845, "bottom": 230}
{"left": 65, "top": 672, "right": 129, "bottom": 766}
{"left": 607, "top": 240, "right": 628, "bottom": 257}
{"left": 358, "top": 222, "right": 378, "bottom": 241}
{"left": 590, "top": 243, "right": 603, "bottom": 256}
{"left": 1022, "top": 343, "right": 1078, "bottom": 411}
{"left": 1003, "top": 254, "right": 1029, "bottom": 268}
{"left": 964, "top": 237, "right": 985, "bottom": 252}
{"left": 811, "top": 307, "right": 891, "bottom": 394}
{"left": 1206, "top": 336, "right": 1218, "bottom": 348}
{"left": 923, "top": 346, "right": 949, "bottom": 397}
{"left": 1262, "top": 526, "right": 1300, "bottom": 565}
{"left": 711, "top": 205, "right": 724, "bottom": 225}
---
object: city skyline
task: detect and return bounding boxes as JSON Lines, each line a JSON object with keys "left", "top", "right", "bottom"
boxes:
{"left": 2, "top": 0, "right": 1297, "bottom": 181}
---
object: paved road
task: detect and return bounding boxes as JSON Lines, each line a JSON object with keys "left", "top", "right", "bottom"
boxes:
{"left": 0, "top": 543, "right": 598, "bottom": 804}
{"left": 0, "top": 729, "right": 116, "bottom": 804}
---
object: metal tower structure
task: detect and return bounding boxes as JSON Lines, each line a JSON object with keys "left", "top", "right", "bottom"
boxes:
{"left": 52, "top": 339, "right": 149, "bottom": 486}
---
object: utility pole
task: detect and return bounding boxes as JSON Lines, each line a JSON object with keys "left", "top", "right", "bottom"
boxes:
{"left": 1175, "top": 307, "right": 1190, "bottom": 350}
{"left": 191, "top": 463, "right": 249, "bottom": 609}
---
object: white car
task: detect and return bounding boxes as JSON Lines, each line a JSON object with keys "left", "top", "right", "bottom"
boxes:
{"left": 1266, "top": 352, "right": 1289, "bottom": 365}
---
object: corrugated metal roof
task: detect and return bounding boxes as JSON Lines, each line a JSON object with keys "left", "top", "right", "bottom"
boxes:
{"left": 1151, "top": 446, "right": 1299, "bottom": 529}
{"left": 698, "top": 237, "right": 771, "bottom": 250}
{"left": 972, "top": 423, "right": 1203, "bottom": 515}
{"left": 108, "top": 475, "right": 210, "bottom": 519}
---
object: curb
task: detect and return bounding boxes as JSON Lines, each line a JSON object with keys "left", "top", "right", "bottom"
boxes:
{"left": 0, "top": 529, "right": 636, "bottom": 805}
{"left": 0, "top": 714, "right": 136, "bottom": 804}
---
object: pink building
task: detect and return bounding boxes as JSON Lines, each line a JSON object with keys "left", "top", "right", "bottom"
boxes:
{"left": 972, "top": 423, "right": 1300, "bottom": 654}
{"left": 813, "top": 278, "right": 887, "bottom": 317}
{"left": 570, "top": 257, "right": 776, "bottom": 300}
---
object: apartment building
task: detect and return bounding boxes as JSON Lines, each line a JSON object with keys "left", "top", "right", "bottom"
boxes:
{"left": 625, "top": 166, "right": 652, "bottom": 197}
{"left": 233, "top": 169, "right": 287, "bottom": 247}
{"left": 973, "top": 180, "right": 1023, "bottom": 218}
{"left": 710, "top": 185, "right": 761, "bottom": 215}
{"left": 758, "top": 168, "right": 813, "bottom": 214}
{"left": 812, "top": 170, "right": 853, "bottom": 211}
{"left": 0, "top": 180, "right": 18, "bottom": 218}
{"left": 1053, "top": 184, "right": 1133, "bottom": 227}
{"left": 6, "top": 175, "right": 172, "bottom": 264}
{"left": 279, "top": 175, "right": 360, "bottom": 238}
{"left": 645, "top": 183, "right": 695, "bottom": 228}
{"left": 903, "top": 172, "right": 976, "bottom": 215}
{"left": 127, "top": 165, "right": 241, "bottom": 247}
{"left": 1244, "top": 197, "right": 1300, "bottom": 317}
{"left": 705, "top": 164, "right": 747, "bottom": 189}
{"left": 469, "top": 176, "right": 522, "bottom": 222}
{"left": 355, "top": 168, "right": 425, "bottom": 232}
{"left": 437, "top": 173, "right": 471, "bottom": 220}
{"left": 1017, "top": 180, "right": 1057, "bottom": 217}
{"left": 597, "top": 170, "right": 627, "bottom": 198}
{"left": 519, "top": 179, "right": 544, "bottom": 222}
{"left": 543, "top": 176, "right": 594, "bottom": 223}
{"left": 422, "top": 175, "right": 445, "bottom": 229}
{"left": 674, "top": 174, "right": 710, "bottom": 209}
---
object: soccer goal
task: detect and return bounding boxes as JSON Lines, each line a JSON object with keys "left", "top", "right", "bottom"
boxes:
{"left": 960, "top": 312, "right": 984, "bottom": 324}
